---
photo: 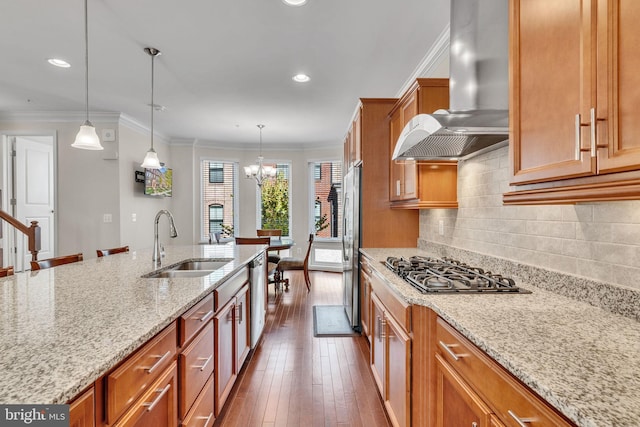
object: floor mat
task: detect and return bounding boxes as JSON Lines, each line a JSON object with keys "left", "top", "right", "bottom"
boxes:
{"left": 313, "top": 305, "right": 359, "bottom": 337}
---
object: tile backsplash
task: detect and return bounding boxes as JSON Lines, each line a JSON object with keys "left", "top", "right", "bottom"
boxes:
{"left": 419, "top": 145, "right": 640, "bottom": 292}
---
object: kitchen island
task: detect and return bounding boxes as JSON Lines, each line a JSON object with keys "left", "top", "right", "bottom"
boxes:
{"left": 0, "top": 243, "right": 264, "bottom": 406}
{"left": 361, "top": 248, "right": 640, "bottom": 427}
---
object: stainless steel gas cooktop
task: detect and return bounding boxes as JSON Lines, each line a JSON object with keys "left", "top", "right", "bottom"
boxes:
{"left": 384, "top": 256, "right": 530, "bottom": 294}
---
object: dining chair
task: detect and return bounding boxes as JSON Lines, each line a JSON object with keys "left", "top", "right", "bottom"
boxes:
{"left": 0, "top": 266, "right": 15, "bottom": 277}
{"left": 31, "top": 253, "right": 84, "bottom": 271}
{"left": 235, "top": 237, "right": 281, "bottom": 294}
{"left": 277, "top": 233, "right": 314, "bottom": 291}
{"left": 256, "top": 229, "right": 283, "bottom": 264}
{"left": 96, "top": 245, "right": 129, "bottom": 257}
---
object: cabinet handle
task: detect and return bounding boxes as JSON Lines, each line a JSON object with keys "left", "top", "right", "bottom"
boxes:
{"left": 575, "top": 114, "right": 591, "bottom": 160}
{"left": 377, "top": 316, "right": 382, "bottom": 342}
{"left": 145, "top": 350, "right": 171, "bottom": 375}
{"left": 197, "top": 412, "right": 214, "bottom": 427}
{"left": 472, "top": 423, "right": 478, "bottom": 427}
{"left": 194, "top": 354, "right": 213, "bottom": 371}
{"left": 142, "top": 383, "right": 171, "bottom": 412}
{"left": 590, "top": 107, "right": 608, "bottom": 155}
{"left": 508, "top": 409, "right": 535, "bottom": 427}
{"left": 438, "top": 340, "right": 463, "bottom": 361}
{"left": 235, "top": 302, "right": 244, "bottom": 324}
{"left": 380, "top": 319, "right": 387, "bottom": 340}
{"left": 198, "top": 309, "right": 214, "bottom": 323}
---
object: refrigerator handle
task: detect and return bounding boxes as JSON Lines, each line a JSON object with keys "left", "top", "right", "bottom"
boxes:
{"left": 342, "top": 195, "right": 350, "bottom": 261}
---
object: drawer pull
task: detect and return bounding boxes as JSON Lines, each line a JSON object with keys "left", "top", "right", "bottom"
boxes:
{"left": 472, "top": 423, "right": 478, "bottom": 427}
{"left": 194, "top": 354, "right": 213, "bottom": 371}
{"left": 145, "top": 350, "right": 171, "bottom": 375}
{"left": 237, "top": 302, "right": 243, "bottom": 324}
{"left": 508, "top": 409, "right": 534, "bottom": 427}
{"left": 198, "top": 309, "right": 214, "bottom": 323}
{"left": 198, "top": 412, "right": 214, "bottom": 427}
{"left": 438, "top": 340, "right": 463, "bottom": 361}
{"left": 143, "top": 383, "right": 171, "bottom": 412}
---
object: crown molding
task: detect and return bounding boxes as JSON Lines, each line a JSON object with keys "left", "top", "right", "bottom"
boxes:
{"left": 395, "top": 24, "right": 450, "bottom": 97}
{"left": 118, "top": 113, "right": 171, "bottom": 143}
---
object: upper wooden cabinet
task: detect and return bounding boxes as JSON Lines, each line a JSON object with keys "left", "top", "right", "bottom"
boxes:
{"left": 506, "top": 0, "right": 640, "bottom": 204}
{"left": 346, "top": 98, "right": 420, "bottom": 248}
{"left": 388, "top": 78, "right": 458, "bottom": 209}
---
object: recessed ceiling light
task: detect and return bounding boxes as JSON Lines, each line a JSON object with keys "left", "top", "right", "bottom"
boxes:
{"left": 292, "top": 73, "right": 310, "bottom": 83}
{"left": 47, "top": 58, "right": 71, "bottom": 68}
{"left": 282, "top": 0, "right": 307, "bottom": 6}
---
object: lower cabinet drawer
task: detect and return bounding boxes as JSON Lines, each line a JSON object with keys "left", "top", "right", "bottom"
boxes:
{"left": 179, "top": 293, "right": 214, "bottom": 347}
{"left": 436, "top": 318, "right": 574, "bottom": 427}
{"left": 106, "top": 322, "right": 177, "bottom": 424}
{"left": 179, "top": 320, "right": 214, "bottom": 419}
{"left": 112, "top": 361, "right": 178, "bottom": 427}
{"left": 181, "top": 374, "right": 214, "bottom": 427}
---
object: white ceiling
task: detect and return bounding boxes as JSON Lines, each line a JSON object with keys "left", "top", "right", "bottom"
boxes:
{"left": 0, "top": 0, "right": 450, "bottom": 148}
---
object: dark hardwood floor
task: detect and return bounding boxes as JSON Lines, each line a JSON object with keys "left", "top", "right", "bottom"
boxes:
{"left": 215, "top": 271, "right": 391, "bottom": 427}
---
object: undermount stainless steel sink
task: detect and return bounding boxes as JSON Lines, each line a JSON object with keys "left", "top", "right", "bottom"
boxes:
{"left": 143, "top": 258, "right": 233, "bottom": 279}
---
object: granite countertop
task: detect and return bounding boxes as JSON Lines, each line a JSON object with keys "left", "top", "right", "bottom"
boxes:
{"left": 0, "top": 244, "right": 264, "bottom": 405}
{"left": 361, "top": 248, "right": 640, "bottom": 427}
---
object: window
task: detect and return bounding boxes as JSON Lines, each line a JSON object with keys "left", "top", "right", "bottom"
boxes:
{"left": 310, "top": 161, "right": 342, "bottom": 239}
{"left": 201, "top": 160, "right": 236, "bottom": 240}
{"left": 209, "top": 204, "right": 223, "bottom": 233}
{"left": 209, "top": 163, "right": 224, "bottom": 183}
{"left": 259, "top": 162, "right": 290, "bottom": 236}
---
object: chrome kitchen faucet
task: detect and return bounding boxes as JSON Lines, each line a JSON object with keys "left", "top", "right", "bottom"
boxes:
{"left": 153, "top": 209, "right": 178, "bottom": 266}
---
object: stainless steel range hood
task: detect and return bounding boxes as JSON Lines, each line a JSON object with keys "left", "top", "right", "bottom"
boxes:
{"left": 393, "top": 0, "right": 509, "bottom": 160}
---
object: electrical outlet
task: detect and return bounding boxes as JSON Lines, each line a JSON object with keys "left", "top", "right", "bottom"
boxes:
{"left": 131, "top": 213, "right": 137, "bottom": 222}
{"left": 438, "top": 220, "right": 444, "bottom": 236}
{"left": 103, "top": 213, "right": 112, "bottom": 223}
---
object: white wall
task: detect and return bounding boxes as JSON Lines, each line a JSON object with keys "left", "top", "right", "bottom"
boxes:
{"left": 419, "top": 145, "right": 640, "bottom": 291}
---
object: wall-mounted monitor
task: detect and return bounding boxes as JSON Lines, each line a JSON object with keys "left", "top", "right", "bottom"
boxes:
{"left": 145, "top": 167, "right": 172, "bottom": 197}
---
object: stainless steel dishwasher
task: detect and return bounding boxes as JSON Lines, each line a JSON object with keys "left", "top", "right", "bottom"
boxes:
{"left": 249, "top": 252, "right": 266, "bottom": 348}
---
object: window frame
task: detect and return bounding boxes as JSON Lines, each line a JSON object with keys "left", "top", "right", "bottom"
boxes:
{"left": 200, "top": 158, "right": 239, "bottom": 242}
{"left": 255, "top": 161, "right": 292, "bottom": 237}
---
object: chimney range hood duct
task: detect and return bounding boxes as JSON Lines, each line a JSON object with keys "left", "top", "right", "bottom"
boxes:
{"left": 393, "top": 0, "right": 509, "bottom": 160}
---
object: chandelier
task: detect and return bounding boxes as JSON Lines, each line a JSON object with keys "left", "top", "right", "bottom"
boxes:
{"left": 244, "top": 124, "right": 276, "bottom": 187}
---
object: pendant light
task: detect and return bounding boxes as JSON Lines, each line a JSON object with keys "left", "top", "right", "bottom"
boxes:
{"left": 244, "top": 124, "right": 276, "bottom": 187}
{"left": 72, "top": 0, "right": 103, "bottom": 150}
{"left": 141, "top": 47, "right": 162, "bottom": 169}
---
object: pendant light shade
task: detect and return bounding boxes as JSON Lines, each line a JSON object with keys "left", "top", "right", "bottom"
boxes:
{"left": 72, "top": 0, "right": 103, "bottom": 150}
{"left": 141, "top": 47, "right": 162, "bottom": 169}
{"left": 244, "top": 124, "right": 276, "bottom": 187}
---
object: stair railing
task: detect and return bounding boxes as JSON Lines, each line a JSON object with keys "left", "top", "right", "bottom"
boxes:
{"left": 0, "top": 209, "right": 41, "bottom": 262}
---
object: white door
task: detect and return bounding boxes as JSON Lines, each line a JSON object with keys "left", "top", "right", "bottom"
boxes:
{"left": 12, "top": 136, "right": 55, "bottom": 271}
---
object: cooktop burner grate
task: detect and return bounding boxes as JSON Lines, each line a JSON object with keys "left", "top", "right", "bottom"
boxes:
{"left": 384, "top": 256, "right": 530, "bottom": 294}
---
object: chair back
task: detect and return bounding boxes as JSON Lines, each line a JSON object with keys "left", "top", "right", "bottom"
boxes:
{"left": 257, "top": 229, "right": 282, "bottom": 237}
{"left": 0, "top": 266, "right": 14, "bottom": 277}
{"left": 235, "top": 237, "right": 271, "bottom": 245}
{"left": 31, "top": 253, "right": 83, "bottom": 271}
{"left": 96, "top": 245, "right": 129, "bottom": 257}
{"left": 303, "top": 233, "right": 314, "bottom": 267}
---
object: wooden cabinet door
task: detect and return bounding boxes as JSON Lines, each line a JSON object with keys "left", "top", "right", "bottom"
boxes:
{"left": 214, "top": 299, "right": 236, "bottom": 415}
{"left": 389, "top": 107, "right": 405, "bottom": 202}
{"left": 370, "top": 293, "right": 386, "bottom": 398}
{"left": 401, "top": 91, "right": 418, "bottom": 199}
{"left": 595, "top": 0, "right": 640, "bottom": 173}
{"left": 435, "top": 354, "right": 492, "bottom": 427}
{"left": 179, "top": 320, "right": 214, "bottom": 419}
{"left": 510, "top": 0, "right": 596, "bottom": 184}
{"left": 359, "top": 266, "right": 371, "bottom": 342}
{"left": 69, "top": 387, "right": 94, "bottom": 427}
{"left": 353, "top": 111, "right": 362, "bottom": 165}
{"left": 113, "top": 362, "right": 178, "bottom": 427}
{"left": 386, "top": 312, "right": 411, "bottom": 427}
{"left": 235, "top": 286, "right": 250, "bottom": 370}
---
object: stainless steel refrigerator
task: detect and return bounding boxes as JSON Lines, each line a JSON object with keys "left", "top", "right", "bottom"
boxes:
{"left": 342, "top": 165, "right": 361, "bottom": 330}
